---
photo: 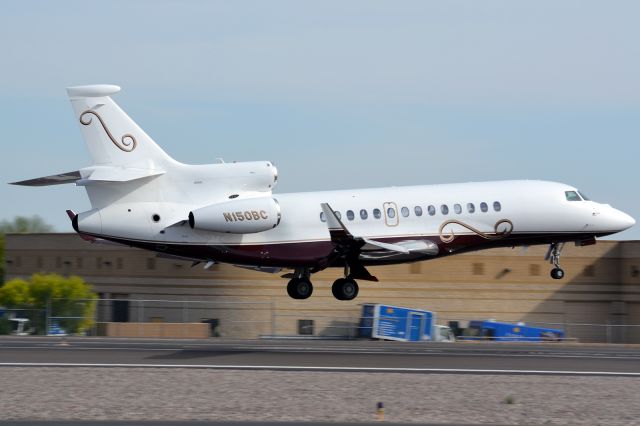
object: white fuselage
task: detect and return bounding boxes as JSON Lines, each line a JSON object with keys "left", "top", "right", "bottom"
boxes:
{"left": 76, "top": 178, "right": 634, "bottom": 268}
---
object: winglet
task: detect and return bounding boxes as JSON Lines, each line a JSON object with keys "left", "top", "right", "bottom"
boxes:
{"left": 320, "top": 202, "right": 378, "bottom": 282}
{"left": 320, "top": 203, "right": 353, "bottom": 243}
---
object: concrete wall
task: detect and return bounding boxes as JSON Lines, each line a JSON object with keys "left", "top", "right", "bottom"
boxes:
{"left": 4, "top": 233, "right": 640, "bottom": 342}
{"left": 98, "top": 322, "right": 210, "bottom": 339}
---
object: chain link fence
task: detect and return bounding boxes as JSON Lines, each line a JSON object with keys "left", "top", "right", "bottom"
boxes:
{"left": 4, "top": 297, "right": 638, "bottom": 343}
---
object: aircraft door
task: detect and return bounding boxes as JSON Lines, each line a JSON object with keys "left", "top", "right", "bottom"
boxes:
{"left": 383, "top": 202, "right": 399, "bottom": 227}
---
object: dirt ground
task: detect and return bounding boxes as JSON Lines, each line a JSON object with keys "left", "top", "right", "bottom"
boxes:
{"left": 0, "top": 368, "right": 639, "bottom": 424}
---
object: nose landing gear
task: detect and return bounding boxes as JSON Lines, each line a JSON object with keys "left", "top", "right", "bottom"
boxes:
{"left": 546, "top": 242, "right": 565, "bottom": 280}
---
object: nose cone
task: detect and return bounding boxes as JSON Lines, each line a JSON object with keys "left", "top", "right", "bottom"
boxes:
{"left": 611, "top": 209, "right": 636, "bottom": 232}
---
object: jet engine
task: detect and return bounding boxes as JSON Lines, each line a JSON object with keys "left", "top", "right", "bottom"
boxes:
{"left": 189, "top": 197, "right": 281, "bottom": 234}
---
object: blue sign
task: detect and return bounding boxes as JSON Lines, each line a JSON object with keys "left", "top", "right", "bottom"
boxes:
{"left": 362, "top": 304, "right": 435, "bottom": 342}
{"left": 47, "top": 320, "right": 67, "bottom": 336}
{"left": 462, "top": 320, "right": 565, "bottom": 342}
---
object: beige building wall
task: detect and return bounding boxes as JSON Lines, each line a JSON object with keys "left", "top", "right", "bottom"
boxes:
{"left": 4, "top": 233, "right": 640, "bottom": 342}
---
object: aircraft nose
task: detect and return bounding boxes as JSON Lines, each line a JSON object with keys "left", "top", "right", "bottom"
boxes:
{"left": 613, "top": 209, "right": 636, "bottom": 231}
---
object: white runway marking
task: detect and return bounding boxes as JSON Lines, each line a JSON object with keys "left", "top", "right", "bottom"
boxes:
{"left": 0, "top": 362, "right": 638, "bottom": 376}
{"left": 2, "top": 345, "right": 640, "bottom": 360}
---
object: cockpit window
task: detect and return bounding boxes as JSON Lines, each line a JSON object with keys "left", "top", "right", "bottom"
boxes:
{"left": 578, "top": 191, "right": 590, "bottom": 201}
{"left": 565, "top": 191, "right": 582, "bottom": 202}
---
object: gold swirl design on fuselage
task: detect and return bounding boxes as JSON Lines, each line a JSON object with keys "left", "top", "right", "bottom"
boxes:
{"left": 79, "top": 110, "right": 137, "bottom": 152}
{"left": 439, "top": 219, "right": 514, "bottom": 243}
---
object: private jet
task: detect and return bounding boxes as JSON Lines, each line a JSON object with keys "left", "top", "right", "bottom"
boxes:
{"left": 11, "top": 85, "right": 636, "bottom": 300}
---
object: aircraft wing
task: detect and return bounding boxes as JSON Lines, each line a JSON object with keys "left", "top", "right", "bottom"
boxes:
{"left": 320, "top": 203, "right": 439, "bottom": 282}
{"left": 362, "top": 238, "right": 438, "bottom": 255}
{"left": 233, "top": 265, "right": 283, "bottom": 274}
{"left": 320, "top": 203, "right": 439, "bottom": 255}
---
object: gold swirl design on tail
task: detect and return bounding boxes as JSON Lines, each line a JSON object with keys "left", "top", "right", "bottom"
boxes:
{"left": 439, "top": 219, "right": 514, "bottom": 243}
{"left": 79, "top": 110, "right": 137, "bottom": 152}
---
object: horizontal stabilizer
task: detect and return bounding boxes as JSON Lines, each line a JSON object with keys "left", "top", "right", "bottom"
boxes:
{"left": 10, "top": 166, "right": 165, "bottom": 187}
{"left": 10, "top": 171, "right": 81, "bottom": 186}
{"left": 76, "top": 166, "right": 165, "bottom": 185}
{"left": 67, "top": 84, "right": 121, "bottom": 98}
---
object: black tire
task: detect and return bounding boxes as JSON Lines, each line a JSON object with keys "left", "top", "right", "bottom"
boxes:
{"left": 332, "top": 278, "right": 346, "bottom": 300}
{"left": 550, "top": 268, "right": 565, "bottom": 280}
{"left": 287, "top": 279, "right": 298, "bottom": 299}
{"left": 332, "top": 278, "right": 359, "bottom": 301}
{"left": 342, "top": 279, "right": 359, "bottom": 300}
{"left": 287, "top": 278, "right": 313, "bottom": 299}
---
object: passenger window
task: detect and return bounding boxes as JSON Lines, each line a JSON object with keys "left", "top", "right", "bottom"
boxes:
{"left": 387, "top": 207, "right": 396, "bottom": 218}
{"left": 373, "top": 208, "right": 381, "bottom": 219}
{"left": 493, "top": 201, "right": 502, "bottom": 212}
{"left": 335, "top": 211, "right": 342, "bottom": 220}
{"left": 427, "top": 205, "right": 436, "bottom": 216}
{"left": 441, "top": 205, "right": 449, "bottom": 215}
{"left": 401, "top": 207, "right": 409, "bottom": 217}
{"left": 360, "top": 209, "right": 368, "bottom": 220}
{"left": 480, "top": 202, "right": 488, "bottom": 212}
{"left": 467, "top": 203, "right": 475, "bottom": 213}
{"left": 320, "top": 212, "right": 326, "bottom": 222}
{"left": 565, "top": 191, "right": 581, "bottom": 201}
{"left": 346, "top": 210, "right": 355, "bottom": 221}
{"left": 414, "top": 206, "right": 423, "bottom": 216}
{"left": 454, "top": 204, "right": 462, "bottom": 214}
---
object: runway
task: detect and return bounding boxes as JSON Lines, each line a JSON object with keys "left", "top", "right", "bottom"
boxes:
{"left": 2, "top": 338, "right": 639, "bottom": 424}
{"left": 0, "top": 336, "right": 638, "bottom": 375}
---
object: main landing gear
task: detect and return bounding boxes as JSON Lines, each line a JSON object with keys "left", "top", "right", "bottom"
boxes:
{"left": 287, "top": 268, "right": 313, "bottom": 299}
{"left": 332, "top": 264, "right": 360, "bottom": 301}
{"left": 547, "top": 242, "right": 565, "bottom": 280}
{"left": 332, "top": 277, "right": 359, "bottom": 301}
{"left": 285, "top": 267, "right": 360, "bottom": 301}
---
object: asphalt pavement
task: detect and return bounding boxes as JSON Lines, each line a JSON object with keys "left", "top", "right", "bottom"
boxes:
{"left": 0, "top": 422, "right": 489, "bottom": 426}
{"left": 0, "top": 336, "right": 638, "bottom": 375}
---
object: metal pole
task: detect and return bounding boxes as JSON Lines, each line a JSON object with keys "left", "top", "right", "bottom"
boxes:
{"left": 45, "top": 298, "right": 51, "bottom": 336}
{"left": 349, "top": 317, "right": 354, "bottom": 340}
{"left": 138, "top": 299, "right": 144, "bottom": 338}
{"left": 182, "top": 300, "right": 187, "bottom": 338}
{"left": 93, "top": 298, "right": 98, "bottom": 337}
{"left": 271, "top": 298, "right": 275, "bottom": 337}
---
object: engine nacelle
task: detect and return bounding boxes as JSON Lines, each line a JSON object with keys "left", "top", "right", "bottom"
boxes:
{"left": 189, "top": 197, "right": 281, "bottom": 234}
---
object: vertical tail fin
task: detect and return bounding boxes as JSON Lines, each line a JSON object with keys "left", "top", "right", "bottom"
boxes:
{"left": 66, "top": 85, "right": 176, "bottom": 169}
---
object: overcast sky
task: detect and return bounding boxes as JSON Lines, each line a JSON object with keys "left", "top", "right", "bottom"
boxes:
{"left": 1, "top": 1, "right": 638, "bottom": 239}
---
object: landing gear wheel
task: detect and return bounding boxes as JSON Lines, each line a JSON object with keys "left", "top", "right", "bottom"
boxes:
{"left": 550, "top": 268, "right": 565, "bottom": 280}
{"left": 331, "top": 278, "right": 359, "bottom": 301}
{"left": 331, "top": 278, "right": 346, "bottom": 299}
{"left": 287, "top": 278, "right": 313, "bottom": 299}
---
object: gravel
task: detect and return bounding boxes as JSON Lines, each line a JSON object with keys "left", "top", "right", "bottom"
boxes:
{"left": 0, "top": 368, "right": 639, "bottom": 424}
